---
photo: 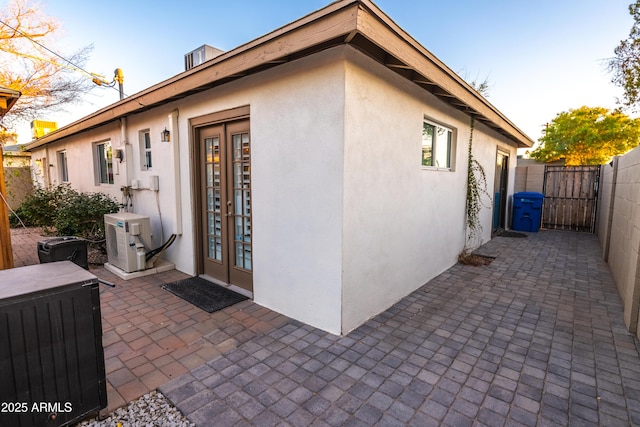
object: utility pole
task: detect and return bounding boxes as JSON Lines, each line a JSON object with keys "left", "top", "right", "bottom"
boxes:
{"left": 115, "top": 68, "right": 124, "bottom": 100}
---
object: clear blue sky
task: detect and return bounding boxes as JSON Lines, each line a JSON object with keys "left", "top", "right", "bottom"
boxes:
{"left": 9, "top": 0, "right": 634, "bottom": 145}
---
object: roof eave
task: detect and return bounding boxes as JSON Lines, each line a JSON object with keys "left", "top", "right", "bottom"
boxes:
{"left": 353, "top": 0, "right": 533, "bottom": 148}
{"left": 0, "top": 86, "right": 21, "bottom": 120}
{"left": 25, "top": 0, "right": 362, "bottom": 151}
{"left": 25, "top": 0, "right": 533, "bottom": 150}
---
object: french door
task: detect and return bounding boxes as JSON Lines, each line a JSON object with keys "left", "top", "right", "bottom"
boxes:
{"left": 200, "top": 119, "right": 252, "bottom": 292}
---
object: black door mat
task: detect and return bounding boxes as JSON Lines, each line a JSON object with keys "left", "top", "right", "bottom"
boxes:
{"left": 497, "top": 230, "right": 528, "bottom": 238}
{"left": 161, "top": 277, "right": 248, "bottom": 313}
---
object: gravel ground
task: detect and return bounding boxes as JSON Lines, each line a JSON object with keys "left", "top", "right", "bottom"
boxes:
{"left": 77, "top": 391, "right": 194, "bottom": 427}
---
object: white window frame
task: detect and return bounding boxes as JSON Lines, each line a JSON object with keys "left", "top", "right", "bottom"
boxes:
{"left": 139, "top": 129, "right": 152, "bottom": 170}
{"left": 95, "top": 140, "right": 114, "bottom": 185}
{"left": 422, "top": 118, "right": 455, "bottom": 170}
{"left": 57, "top": 150, "right": 69, "bottom": 183}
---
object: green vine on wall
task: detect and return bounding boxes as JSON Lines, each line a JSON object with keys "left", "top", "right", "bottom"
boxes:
{"left": 458, "top": 78, "right": 491, "bottom": 265}
{"left": 464, "top": 116, "right": 490, "bottom": 248}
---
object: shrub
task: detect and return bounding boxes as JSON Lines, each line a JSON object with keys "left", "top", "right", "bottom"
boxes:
{"left": 55, "top": 191, "right": 119, "bottom": 238}
{"left": 10, "top": 184, "right": 119, "bottom": 239}
{"left": 10, "top": 184, "right": 76, "bottom": 230}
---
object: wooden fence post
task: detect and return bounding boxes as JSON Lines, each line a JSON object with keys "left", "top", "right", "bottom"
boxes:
{"left": 0, "top": 148, "right": 14, "bottom": 270}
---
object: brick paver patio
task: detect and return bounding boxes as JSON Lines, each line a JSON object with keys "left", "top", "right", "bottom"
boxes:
{"left": 10, "top": 227, "right": 640, "bottom": 425}
{"left": 9, "top": 228, "right": 289, "bottom": 414}
{"left": 159, "top": 231, "right": 640, "bottom": 426}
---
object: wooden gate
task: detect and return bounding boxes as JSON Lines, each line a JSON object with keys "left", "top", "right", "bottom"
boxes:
{"left": 542, "top": 165, "right": 600, "bottom": 232}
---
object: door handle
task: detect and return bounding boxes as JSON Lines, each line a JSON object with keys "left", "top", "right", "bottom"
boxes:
{"left": 226, "top": 201, "right": 233, "bottom": 217}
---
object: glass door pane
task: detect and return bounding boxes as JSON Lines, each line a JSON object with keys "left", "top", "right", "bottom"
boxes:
{"left": 201, "top": 120, "right": 252, "bottom": 292}
{"left": 205, "top": 137, "right": 222, "bottom": 261}
{"left": 232, "top": 132, "right": 251, "bottom": 271}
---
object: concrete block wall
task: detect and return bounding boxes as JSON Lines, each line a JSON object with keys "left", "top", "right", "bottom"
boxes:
{"left": 597, "top": 146, "right": 640, "bottom": 336}
{"left": 514, "top": 161, "right": 545, "bottom": 194}
{"left": 514, "top": 167, "right": 527, "bottom": 193}
{"left": 3, "top": 167, "right": 32, "bottom": 210}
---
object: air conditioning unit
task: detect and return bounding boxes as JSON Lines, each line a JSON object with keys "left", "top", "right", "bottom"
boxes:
{"left": 184, "top": 45, "right": 224, "bottom": 70}
{"left": 104, "top": 213, "right": 152, "bottom": 273}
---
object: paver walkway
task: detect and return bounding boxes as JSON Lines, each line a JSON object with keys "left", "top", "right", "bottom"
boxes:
{"left": 10, "top": 227, "right": 640, "bottom": 425}
{"left": 158, "top": 231, "right": 640, "bottom": 426}
{"left": 9, "top": 228, "right": 289, "bottom": 414}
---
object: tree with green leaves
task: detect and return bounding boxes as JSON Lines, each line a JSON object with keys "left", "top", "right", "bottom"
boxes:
{"left": 610, "top": 0, "right": 640, "bottom": 109}
{"left": 530, "top": 106, "right": 640, "bottom": 165}
{"left": 609, "top": 0, "right": 640, "bottom": 110}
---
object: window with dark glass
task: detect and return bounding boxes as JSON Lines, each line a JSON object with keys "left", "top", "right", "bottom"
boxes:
{"left": 96, "top": 141, "right": 114, "bottom": 184}
{"left": 140, "top": 130, "right": 152, "bottom": 170}
{"left": 58, "top": 150, "right": 68, "bottom": 182}
{"left": 422, "top": 119, "right": 453, "bottom": 169}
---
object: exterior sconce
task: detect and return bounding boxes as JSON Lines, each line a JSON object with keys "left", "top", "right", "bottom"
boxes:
{"left": 161, "top": 128, "right": 170, "bottom": 142}
{"left": 114, "top": 149, "right": 124, "bottom": 163}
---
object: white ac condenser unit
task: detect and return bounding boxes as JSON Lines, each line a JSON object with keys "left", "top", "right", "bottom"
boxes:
{"left": 104, "top": 213, "right": 152, "bottom": 273}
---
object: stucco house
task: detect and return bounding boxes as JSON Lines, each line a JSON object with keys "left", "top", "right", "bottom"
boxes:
{"left": 25, "top": 0, "right": 533, "bottom": 335}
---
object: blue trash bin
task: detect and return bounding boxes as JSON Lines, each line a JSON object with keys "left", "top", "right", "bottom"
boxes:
{"left": 512, "top": 192, "right": 544, "bottom": 232}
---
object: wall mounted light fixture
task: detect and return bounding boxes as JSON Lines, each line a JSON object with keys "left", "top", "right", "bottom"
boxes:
{"left": 161, "top": 128, "right": 170, "bottom": 142}
{"left": 114, "top": 149, "right": 124, "bottom": 163}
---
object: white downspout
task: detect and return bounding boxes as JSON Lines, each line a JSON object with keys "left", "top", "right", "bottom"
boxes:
{"left": 44, "top": 145, "right": 51, "bottom": 187}
{"left": 169, "top": 109, "right": 183, "bottom": 235}
{"left": 120, "top": 117, "right": 132, "bottom": 190}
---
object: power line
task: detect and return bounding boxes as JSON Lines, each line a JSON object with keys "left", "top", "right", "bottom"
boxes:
{"left": 0, "top": 18, "right": 126, "bottom": 97}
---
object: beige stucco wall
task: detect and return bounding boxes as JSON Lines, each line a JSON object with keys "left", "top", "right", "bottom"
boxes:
{"left": 28, "top": 45, "right": 521, "bottom": 335}
{"left": 597, "top": 146, "right": 640, "bottom": 335}
{"left": 30, "top": 47, "right": 349, "bottom": 334}
{"left": 248, "top": 49, "right": 346, "bottom": 334}
{"left": 340, "top": 48, "right": 518, "bottom": 333}
{"left": 29, "top": 122, "right": 121, "bottom": 192}
{"left": 163, "top": 47, "right": 347, "bottom": 333}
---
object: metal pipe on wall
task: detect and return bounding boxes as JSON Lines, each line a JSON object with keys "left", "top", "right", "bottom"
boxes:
{"left": 169, "top": 109, "right": 183, "bottom": 235}
{"left": 120, "top": 116, "right": 132, "bottom": 189}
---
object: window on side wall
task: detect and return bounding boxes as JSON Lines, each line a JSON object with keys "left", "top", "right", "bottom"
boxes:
{"left": 57, "top": 150, "right": 69, "bottom": 182}
{"left": 422, "top": 119, "right": 454, "bottom": 169}
{"left": 139, "top": 130, "right": 152, "bottom": 170}
{"left": 96, "top": 141, "right": 114, "bottom": 184}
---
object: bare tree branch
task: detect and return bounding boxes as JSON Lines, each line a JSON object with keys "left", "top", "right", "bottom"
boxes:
{"left": 0, "top": 0, "right": 95, "bottom": 131}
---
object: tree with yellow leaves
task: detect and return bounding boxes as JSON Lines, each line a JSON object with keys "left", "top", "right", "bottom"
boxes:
{"left": 530, "top": 106, "right": 640, "bottom": 165}
{"left": 0, "top": 0, "right": 93, "bottom": 143}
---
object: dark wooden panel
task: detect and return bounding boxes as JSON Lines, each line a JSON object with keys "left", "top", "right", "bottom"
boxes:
{"left": 542, "top": 166, "right": 600, "bottom": 232}
{"left": 0, "top": 263, "right": 106, "bottom": 427}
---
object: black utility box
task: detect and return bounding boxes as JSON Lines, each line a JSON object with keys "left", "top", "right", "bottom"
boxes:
{"left": 38, "top": 236, "right": 89, "bottom": 269}
{"left": 0, "top": 262, "right": 107, "bottom": 427}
